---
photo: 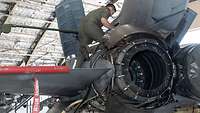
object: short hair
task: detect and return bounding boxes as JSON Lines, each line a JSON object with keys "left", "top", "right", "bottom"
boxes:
{"left": 106, "top": 4, "right": 116, "bottom": 12}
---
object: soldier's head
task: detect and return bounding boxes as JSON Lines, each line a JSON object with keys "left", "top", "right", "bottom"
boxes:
{"left": 106, "top": 4, "right": 116, "bottom": 15}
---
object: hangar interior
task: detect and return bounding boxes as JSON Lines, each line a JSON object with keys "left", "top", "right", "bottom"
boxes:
{"left": 0, "top": 0, "right": 200, "bottom": 113}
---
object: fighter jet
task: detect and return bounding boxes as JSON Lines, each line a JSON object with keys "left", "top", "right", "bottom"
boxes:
{"left": 0, "top": 0, "right": 200, "bottom": 113}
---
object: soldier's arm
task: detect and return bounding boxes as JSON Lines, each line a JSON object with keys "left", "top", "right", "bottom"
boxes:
{"left": 101, "top": 17, "right": 113, "bottom": 29}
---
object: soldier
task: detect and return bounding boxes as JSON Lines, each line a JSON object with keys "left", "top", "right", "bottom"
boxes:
{"left": 77, "top": 4, "right": 116, "bottom": 67}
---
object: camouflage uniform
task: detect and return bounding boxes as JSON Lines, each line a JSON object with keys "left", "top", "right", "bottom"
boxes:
{"left": 77, "top": 7, "right": 111, "bottom": 67}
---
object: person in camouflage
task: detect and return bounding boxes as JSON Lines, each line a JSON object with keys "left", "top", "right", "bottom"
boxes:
{"left": 77, "top": 4, "right": 116, "bottom": 67}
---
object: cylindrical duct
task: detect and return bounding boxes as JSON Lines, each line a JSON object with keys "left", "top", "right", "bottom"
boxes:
{"left": 114, "top": 34, "right": 174, "bottom": 109}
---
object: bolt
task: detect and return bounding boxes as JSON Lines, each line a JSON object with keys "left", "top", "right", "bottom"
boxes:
{"left": 118, "top": 75, "right": 125, "bottom": 78}
{"left": 123, "top": 85, "right": 130, "bottom": 91}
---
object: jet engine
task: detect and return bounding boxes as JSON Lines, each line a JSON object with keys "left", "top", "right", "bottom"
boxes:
{"left": 87, "top": 25, "right": 175, "bottom": 112}
{"left": 87, "top": 25, "right": 200, "bottom": 113}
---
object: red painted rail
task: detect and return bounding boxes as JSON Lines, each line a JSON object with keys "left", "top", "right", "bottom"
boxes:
{"left": 0, "top": 66, "right": 71, "bottom": 74}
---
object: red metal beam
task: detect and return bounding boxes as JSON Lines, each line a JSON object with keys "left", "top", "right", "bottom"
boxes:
{"left": 0, "top": 66, "right": 71, "bottom": 74}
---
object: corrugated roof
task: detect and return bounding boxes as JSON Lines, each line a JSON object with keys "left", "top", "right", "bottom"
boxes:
{"left": 0, "top": 0, "right": 124, "bottom": 66}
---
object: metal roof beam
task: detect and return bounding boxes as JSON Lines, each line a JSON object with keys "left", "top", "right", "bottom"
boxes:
{"left": 0, "top": 10, "right": 9, "bottom": 14}
{"left": 0, "top": 52, "right": 64, "bottom": 59}
{"left": 0, "top": 13, "right": 57, "bottom": 24}
{"left": 17, "top": 14, "right": 56, "bottom": 66}
{"left": 0, "top": 48, "right": 63, "bottom": 54}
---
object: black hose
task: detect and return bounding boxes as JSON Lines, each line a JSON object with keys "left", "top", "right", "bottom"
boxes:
{"left": 74, "top": 86, "right": 92, "bottom": 113}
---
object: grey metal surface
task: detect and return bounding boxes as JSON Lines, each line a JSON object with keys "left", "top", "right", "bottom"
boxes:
{"left": 154, "top": 95, "right": 197, "bottom": 113}
{"left": 175, "top": 44, "right": 200, "bottom": 100}
{"left": 0, "top": 68, "right": 109, "bottom": 96}
{"left": 103, "top": 24, "right": 158, "bottom": 49}
{"left": 167, "top": 8, "right": 197, "bottom": 48}
{"left": 116, "top": 0, "right": 154, "bottom": 27}
{"left": 114, "top": 0, "right": 190, "bottom": 38}
{"left": 56, "top": 0, "right": 85, "bottom": 57}
{"left": 106, "top": 95, "right": 154, "bottom": 113}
